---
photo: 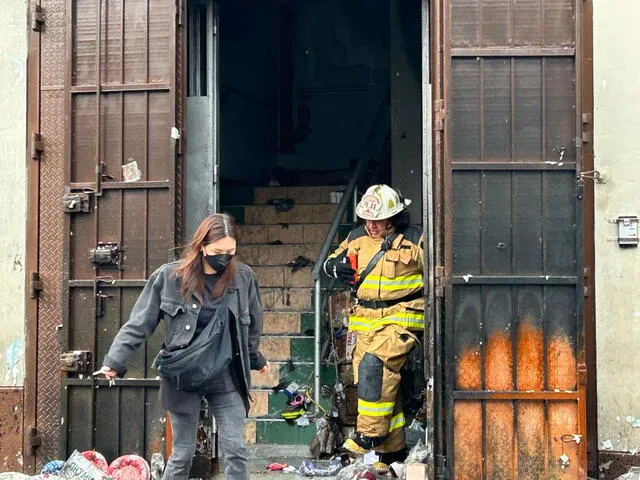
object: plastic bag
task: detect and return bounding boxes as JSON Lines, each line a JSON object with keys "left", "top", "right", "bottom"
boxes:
{"left": 335, "top": 458, "right": 377, "bottom": 480}
{"left": 616, "top": 467, "right": 640, "bottom": 480}
{"left": 298, "top": 457, "right": 344, "bottom": 477}
{"left": 405, "top": 439, "right": 431, "bottom": 464}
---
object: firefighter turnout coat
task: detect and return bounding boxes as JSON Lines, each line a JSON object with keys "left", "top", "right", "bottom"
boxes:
{"left": 327, "top": 224, "right": 424, "bottom": 453}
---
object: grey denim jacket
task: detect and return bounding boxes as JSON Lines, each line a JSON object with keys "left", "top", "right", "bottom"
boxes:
{"left": 103, "top": 260, "right": 266, "bottom": 397}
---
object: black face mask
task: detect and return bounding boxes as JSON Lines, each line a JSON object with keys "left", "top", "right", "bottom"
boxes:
{"left": 204, "top": 253, "right": 233, "bottom": 273}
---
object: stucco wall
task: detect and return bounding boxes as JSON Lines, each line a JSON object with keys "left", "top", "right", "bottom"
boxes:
{"left": 0, "top": 0, "right": 27, "bottom": 387}
{"left": 594, "top": 0, "right": 640, "bottom": 453}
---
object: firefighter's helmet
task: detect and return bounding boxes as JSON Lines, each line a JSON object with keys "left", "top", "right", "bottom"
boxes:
{"left": 355, "top": 184, "right": 412, "bottom": 221}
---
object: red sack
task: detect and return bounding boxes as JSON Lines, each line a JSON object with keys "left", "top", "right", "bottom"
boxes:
{"left": 81, "top": 451, "right": 109, "bottom": 474}
{"left": 109, "top": 455, "right": 151, "bottom": 480}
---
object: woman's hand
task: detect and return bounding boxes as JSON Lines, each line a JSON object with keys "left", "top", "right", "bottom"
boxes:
{"left": 93, "top": 365, "right": 118, "bottom": 380}
{"left": 258, "top": 361, "right": 271, "bottom": 374}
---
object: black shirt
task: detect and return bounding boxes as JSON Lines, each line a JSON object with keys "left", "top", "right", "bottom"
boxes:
{"left": 196, "top": 273, "right": 242, "bottom": 394}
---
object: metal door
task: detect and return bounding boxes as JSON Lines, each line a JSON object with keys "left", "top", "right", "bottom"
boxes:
{"left": 27, "top": 0, "right": 185, "bottom": 467}
{"left": 435, "top": 0, "right": 588, "bottom": 478}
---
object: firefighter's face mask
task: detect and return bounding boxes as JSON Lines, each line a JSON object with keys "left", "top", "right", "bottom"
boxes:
{"left": 365, "top": 219, "right": 392, "bottom": 239}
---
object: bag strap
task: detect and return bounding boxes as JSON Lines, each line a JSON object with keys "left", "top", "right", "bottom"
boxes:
{"left": 352, "top": 232, "right": 400, "bottom": 293}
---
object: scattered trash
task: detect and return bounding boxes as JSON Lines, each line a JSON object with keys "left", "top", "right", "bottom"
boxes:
{"left": 298, "top": 457, "right": 344, "bottom": 477}
{"left": 150, "top": 453, "right": 164, "bottom": 480}
{"left": 296, "top": 415, "right": 311, "bottom": 427}
{"left": 405, "top": 439, "right": 431, "bottom": 465}
{"left": 616, "top": 466, "right": 640, "bottom": 480}
{"left": 41, "top": 461, "right": 65, "bottom": 475}
{"left": 363, "top": 451, "right": 380, "bottom": 466}
{"left": 287, "top": 256, "right": 314, "bottom": 273}
{"left": 58, "top": 450, "right": 111, "bottom": 480}
{"left": 627, "top": 416, "right": 640, "bottom": 428}
{"left": 335, "top": 458, "right": 375, "bottom": 480}
{"left": 82, "top": 451, "right": 109, "bottom": 473}
{"left": 309, "top": 417, "right": 344, "bottom": 458}
{"left": 630, "top": 448, "right": 639, "bottom": 455}
{"left": 389, "top": 462, "right": 405, "bottom": 478}
{"left": 108, "top": 455, "right": 150, "bottom": 480}
{"left": 405, "top": 419, "right": 426, "bottom": 450}
{"left": 281, "top": 404, "right": 306, "bottom": 423}
{"left": 0, "top": 474, "right": 31, "bottom": 480}
{"left": 265, "top": 463, "right": 288, "bottom": 472}
{"left": 268, "top": 198, "right": 295, "bottom": 213}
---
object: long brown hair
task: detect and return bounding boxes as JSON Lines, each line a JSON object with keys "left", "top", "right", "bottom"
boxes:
{"left": 174, "top": 214, "right": 238, "bottom": 300}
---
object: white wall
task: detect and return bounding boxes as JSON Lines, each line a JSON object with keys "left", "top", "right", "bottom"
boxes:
{"left": 0, "top": 0, "right": 27, "bottom": 387}
{"left": 594, "top": 0, "right": 640, "bottom": 452}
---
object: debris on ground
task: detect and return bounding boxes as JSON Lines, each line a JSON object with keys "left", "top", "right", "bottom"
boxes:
{"left": 108, "top": 455, "right": 150, "bottom": 480}
{"left": 617, "top": 467, "right": 640, "bottom": 480}
{"left": 335, "top": 458, "right": 377, "bottom": 480}
{"left": 81, "top": 451, "right": 109, "bottom": 474}
{"left": 1, "top": 449, "right": 153, "bottom": 480}
{"left": 298, "top": 457, "right": 344, "bottom": 477}
{"left": 265, "top": 463, "right": 289, "bottom": 472}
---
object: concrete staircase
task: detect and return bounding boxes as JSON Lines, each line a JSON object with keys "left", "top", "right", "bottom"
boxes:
{"left": 222, "top": 185, "right": 349, "bottom": 450}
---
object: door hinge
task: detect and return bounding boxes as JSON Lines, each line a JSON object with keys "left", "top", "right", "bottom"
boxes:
{"left": 584, "top": 267, "right": 590, "bottom": 297}
{"left": 176, "top": 0, "right": 185, "bottom": 27}
{"left": 434, "top": 266, "right": 445, "bottom": 298}
{"left": 434, "top": 99, "right": 445, "bottom": 132}
{"left": 29, "top": 427, "right": 42, "bottom": 449}
{"left": 31, "top": 4, "right": 44, "bottom": 32}
{"left": 31, "top": 132, "right": 44, "bottom": 161}
{"left": 30, "top": 272, "right": 43, "bottom": 299}
{"left": 577, "top": 362, "right": 587, "bottom": 386}
{"left": 436, "top": 454, "right": 448, "bottom": 479}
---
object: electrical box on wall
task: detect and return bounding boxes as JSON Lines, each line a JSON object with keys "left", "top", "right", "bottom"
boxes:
{"left": 616, "top": 216, "right": 639, "bottom": 248}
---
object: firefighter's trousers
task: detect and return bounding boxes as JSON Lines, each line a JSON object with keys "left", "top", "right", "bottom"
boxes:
{"left": 352, "top": 324, "right": 418, "bottom": 453}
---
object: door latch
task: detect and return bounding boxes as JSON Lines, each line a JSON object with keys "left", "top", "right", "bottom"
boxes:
{"left": 62, "top": 192, "right": 92, "bottom": 213}
{"left": 60, "top": 350, "right": 93, "bottom": 375}
{"left": 89, "top": 242, "right": 123, "bottom": 269}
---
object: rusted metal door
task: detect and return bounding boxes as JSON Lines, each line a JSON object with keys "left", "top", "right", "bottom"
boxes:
{"left": 435, "top": 0, "right": 588, "bottom": 478}
{"left": 27, "top": 0, "right": 184, "bottom": 468}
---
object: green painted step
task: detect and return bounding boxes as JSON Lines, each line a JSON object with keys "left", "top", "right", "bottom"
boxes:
{"left": 250, "top": 361, "right": 338, "bottom": 389}
{"left": 245, "top": 419, "right": 319, "bottom": 445}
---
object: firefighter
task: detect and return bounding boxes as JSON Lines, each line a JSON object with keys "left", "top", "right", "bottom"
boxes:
{"left": 323, "top": 184, "right": 424, "bottom": 473}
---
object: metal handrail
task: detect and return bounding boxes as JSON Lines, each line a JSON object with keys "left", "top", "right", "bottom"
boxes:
{"left": 311, "top": 94, "right": 390, "bottom": 408}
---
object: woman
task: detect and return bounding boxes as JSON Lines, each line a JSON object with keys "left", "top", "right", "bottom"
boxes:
{"left": 95, "top": 214, "right": 269, "bottom": 480}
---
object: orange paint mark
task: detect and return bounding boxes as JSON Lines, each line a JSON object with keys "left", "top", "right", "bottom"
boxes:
{"left": 485, "top": 332, "right": 513, "bottom": 390}
{"left": 516, "top": 320, "right": 544, "bottom": 391}
{"left": 549, "top": 402, "right": 579, "bottom": 478}
{"left": 457, "top": 346, "right": 481, "bottom": 390}
{"left": 454, "top": 401, "right": 483, "bottom": 480}
{"left": 518, "top": 402, "right": 545, "bottom": 478}
{"left": 485, "top": 401, "right": 515, "bottom": 479}
{"left": 548, "top": 331, "right": 577, "bottom": 390}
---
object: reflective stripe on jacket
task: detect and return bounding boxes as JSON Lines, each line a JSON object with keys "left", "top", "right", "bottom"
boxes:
{"left": 327, "top": 224, "right": 425, "bottom": 332}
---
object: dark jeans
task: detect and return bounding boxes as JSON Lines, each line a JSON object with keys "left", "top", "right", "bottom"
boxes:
{"left": 163, "top": 390, "right": 248, "bottom": 480}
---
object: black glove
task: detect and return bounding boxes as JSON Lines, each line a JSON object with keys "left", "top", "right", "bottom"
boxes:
{"left": 324, "top": 256, "right": 357, "bottom": 284}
